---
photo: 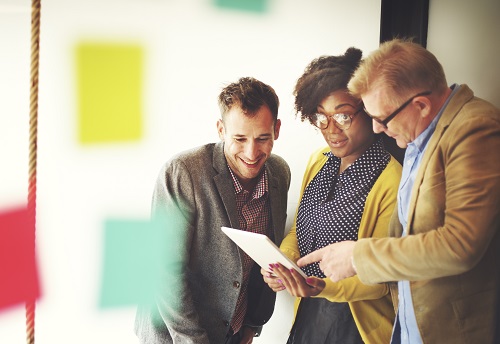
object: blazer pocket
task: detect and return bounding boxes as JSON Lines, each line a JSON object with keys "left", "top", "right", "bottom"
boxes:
{"left": 452, "top": 289, "right": 496, "bottom": 342}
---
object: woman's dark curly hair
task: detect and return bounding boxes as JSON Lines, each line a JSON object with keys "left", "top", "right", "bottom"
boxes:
{"left": 294, "top": 47, "right": 363, "bottom": 124}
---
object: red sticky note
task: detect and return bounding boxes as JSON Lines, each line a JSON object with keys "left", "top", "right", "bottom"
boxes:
{"left": 0, "top": 206, "right": 40, "bottom": 310}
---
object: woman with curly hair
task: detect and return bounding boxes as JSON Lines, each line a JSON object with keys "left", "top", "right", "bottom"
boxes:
{"left": 262, "top": 47, "right": 401, "bottom": 343}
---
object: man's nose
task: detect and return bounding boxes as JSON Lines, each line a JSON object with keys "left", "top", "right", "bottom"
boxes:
{"left": 373, "top": 120, "right": 386, "bottom": 134}
{"left": 244, "top": 140, "right": 258, "bottom": 160}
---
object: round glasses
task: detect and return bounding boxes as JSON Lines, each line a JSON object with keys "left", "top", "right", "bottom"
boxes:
{"left": 309, "top": 108, "right": 362, "bottom": 130}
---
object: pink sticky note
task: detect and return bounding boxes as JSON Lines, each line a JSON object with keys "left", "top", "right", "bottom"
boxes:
{"left": 0, "top": 206, "right": 40, "bottom": 310}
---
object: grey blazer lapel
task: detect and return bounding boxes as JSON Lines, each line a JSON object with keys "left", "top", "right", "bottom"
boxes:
{"left": 267, "top": 164, "right": 284, "bottom": 244}
{"left": 212, "top": 141, "right": 239, "bottom": 228}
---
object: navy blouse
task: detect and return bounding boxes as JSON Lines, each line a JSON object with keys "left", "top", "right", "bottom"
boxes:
{"left": 297, "top": 138, "right": 390, "bottom": 278}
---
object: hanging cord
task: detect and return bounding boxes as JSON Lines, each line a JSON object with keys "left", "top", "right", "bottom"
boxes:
{"left": 27, "top": 0, "right": 41, "bottom": 343}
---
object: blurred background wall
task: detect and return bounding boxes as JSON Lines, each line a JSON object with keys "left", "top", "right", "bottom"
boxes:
{"left": 1, "top": 0, "right": 499, "bottom": 343}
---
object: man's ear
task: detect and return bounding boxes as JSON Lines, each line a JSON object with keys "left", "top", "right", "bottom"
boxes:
{"left": 415, "top": 95, "right": 432, "bottom": 119}
{"left": 216, "top": 119, "right": 225, "bottom": 140}
{"left": 274, "top": 119, "right": 281, "bottom": 140}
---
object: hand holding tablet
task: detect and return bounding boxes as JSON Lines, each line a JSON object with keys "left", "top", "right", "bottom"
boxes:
{"left": 221, "top": 226, "right": 308, "bottom": 279}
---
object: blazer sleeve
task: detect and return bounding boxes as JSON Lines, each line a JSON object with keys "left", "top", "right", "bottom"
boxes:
{"left": 150, "top": 159, "right": 211, "bottom": 344}
{"left": 355, "top": 107, "right": 500, "bottom": 284}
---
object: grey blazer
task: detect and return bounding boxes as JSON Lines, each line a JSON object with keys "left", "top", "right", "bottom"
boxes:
{"left": 135, "top": 141, "right": 291, "bottom": 344}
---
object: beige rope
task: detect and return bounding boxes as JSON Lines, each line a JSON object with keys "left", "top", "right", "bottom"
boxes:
{"left": 27, "top": 0, "right": 41, "bottom": 343}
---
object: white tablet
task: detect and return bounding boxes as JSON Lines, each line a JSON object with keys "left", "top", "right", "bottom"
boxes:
{"left": 221, "top": 226, "right": 308, "bottom": 279}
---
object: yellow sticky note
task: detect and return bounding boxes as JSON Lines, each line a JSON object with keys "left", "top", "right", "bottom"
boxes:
{"left": 76, "top": 42, "right": 144, "bottom": 144}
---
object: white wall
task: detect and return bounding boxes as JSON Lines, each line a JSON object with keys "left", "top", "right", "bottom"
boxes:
{"left": 427, "top": 0, "right": 500, "bottom": 109}
{"left": 0, "top": 0, "right": 498, "bottom": 343}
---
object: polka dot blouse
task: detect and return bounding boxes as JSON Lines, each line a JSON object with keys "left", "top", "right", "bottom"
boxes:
{"left": 297, "top": 138, "right": 390, "bottom": 278}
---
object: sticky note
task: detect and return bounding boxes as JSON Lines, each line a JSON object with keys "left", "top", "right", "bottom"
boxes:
{"left": 76, "top": 42, "right": 144, "bottom": 144}
{"left": 0, "top": 206, "right": 40, "bottom": 311}
{"left": 214, "top": 0, "right": 268, "bottom": 13}
{"left": 99, "top": 213, "right": 184, "bottom": 308}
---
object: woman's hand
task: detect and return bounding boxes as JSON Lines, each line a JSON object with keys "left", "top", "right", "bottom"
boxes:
{"left": 269, "top": 263, "right": 325, "bottom": 297}
{"left": 260, "top": 267, "right": 286, "bottom": 292}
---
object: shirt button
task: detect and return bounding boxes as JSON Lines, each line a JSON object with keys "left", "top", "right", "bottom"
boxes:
{"left": 233, "top": 281, "right": 240, "bottom": 288}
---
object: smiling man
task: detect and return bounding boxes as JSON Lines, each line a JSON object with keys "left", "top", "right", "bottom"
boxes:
{"left": 135, "top": 77, "right": 291, "bottom": 344}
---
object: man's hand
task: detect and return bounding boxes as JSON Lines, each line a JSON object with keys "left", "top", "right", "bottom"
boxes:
{"left": 269, "top": 263, "right": 325, "bottom": 297}
{"left": 297, "top": 241, "right": 357, "bottom": 282}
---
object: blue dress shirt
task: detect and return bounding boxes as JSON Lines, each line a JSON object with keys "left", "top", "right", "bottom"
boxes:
{"left": 391, "top": 85, "right": 460, "bottom": 343}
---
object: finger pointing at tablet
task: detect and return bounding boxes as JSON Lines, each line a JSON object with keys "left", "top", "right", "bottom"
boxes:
{"left": 296, "top": 247, "right": 325, "bottom": 267}
{"left": 297, "top": 241, "right": 357, "bottom": 282}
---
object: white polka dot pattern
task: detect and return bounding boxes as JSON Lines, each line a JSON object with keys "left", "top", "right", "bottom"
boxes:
{"left": 297, "top": 138, "right": 390, "bottom": 277}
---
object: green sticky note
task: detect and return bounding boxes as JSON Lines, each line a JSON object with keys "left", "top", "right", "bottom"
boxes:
{"left": 214, "top": 0, "right": 268, "bottom": 13}
{"left": 76, "top": 42, "right": 144, "bottom": 144}
{"left": 99, "top": 211, "right": 187, "bottom": 309}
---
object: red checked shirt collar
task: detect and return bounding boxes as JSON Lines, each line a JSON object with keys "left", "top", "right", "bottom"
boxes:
{"left": 228, "top": 167, "right": 269, "bottom": 199}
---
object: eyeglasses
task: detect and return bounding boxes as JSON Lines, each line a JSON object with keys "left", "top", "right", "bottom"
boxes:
{"left": 309, "top": 108, "right": 362, "bottom": 131}
{"left": 364, "top": 91, "right": 431, "bottom": 129}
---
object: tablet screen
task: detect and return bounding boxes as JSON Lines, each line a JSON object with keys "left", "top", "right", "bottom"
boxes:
{"left": 221, "top": 226, "right": 308, "bottom": 279}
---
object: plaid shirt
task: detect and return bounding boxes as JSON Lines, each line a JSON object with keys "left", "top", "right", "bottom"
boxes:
{"left": 228, "top": 167, "right": 271, "bottom": 333}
